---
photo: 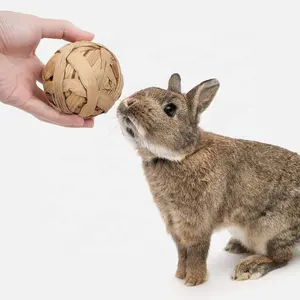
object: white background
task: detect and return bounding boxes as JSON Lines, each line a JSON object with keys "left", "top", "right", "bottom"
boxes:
{"left": 1, "top": 1, "right": 300, "bottom": 299}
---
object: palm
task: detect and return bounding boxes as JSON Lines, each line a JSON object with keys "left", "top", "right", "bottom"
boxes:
{"left": 3, "top": 52, "right": 44, "bottom": 107}
{"left": 0, "top": 13, "right": 43, "bottom": 104}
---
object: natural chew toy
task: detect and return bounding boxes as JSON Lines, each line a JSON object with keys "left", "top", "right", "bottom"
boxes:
{"left": 42, "top": 41, "right": 124, "bottom": 118}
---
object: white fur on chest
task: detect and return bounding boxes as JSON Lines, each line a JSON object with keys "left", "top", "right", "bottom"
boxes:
{"left": 227, "top": 226, "right": 268, "bottom": 255}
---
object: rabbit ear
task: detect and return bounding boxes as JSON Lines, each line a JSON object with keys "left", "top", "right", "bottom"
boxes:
{"left": 186, "top": 79, "right": 220, "bottom": 123}
{"left": 168, "top": 73, "right": 181, "bottom": 93}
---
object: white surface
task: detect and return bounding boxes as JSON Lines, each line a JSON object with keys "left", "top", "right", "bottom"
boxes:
{"left": 1, "top": 1, "right": 300, "bottom": 299}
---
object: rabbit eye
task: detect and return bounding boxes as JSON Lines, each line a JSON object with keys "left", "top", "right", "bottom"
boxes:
{"left": 164, "top": 103, "right": 177, "bottom": 117}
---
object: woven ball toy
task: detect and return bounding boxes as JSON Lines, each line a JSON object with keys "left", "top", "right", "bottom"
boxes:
{"left": 42, "top": 41, "right": 124, "bottom": 118}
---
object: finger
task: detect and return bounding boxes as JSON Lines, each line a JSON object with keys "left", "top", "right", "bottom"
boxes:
{"left": 39, "top": 18, "right": 94, "bottom": 42}
{"left": 33, "top": 87, "right": 94, "bottom": 128}
{"left": 19, "top": 96, "right": 86, "bottom": 127}
{"left": 33, "top": 86, "right": 47, "bottom": 103}
{"left": 35, "top": 117, "right": 94, "bottom": 128}
{"left": 63, "top": 120, "right": 94, "bottom": 128}
{"left": 83, "top": 118, "right": 94, "bottom": 128}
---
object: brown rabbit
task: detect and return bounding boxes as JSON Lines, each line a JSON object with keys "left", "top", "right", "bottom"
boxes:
{"left": 116, "top": 73, "right": 300, "bottom": 286}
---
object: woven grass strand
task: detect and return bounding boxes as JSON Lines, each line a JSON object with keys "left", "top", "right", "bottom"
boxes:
{"left": 42, "top": 41, "right": 123, "bottom": 118}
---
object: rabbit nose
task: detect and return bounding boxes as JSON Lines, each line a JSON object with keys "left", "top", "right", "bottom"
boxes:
{"left": 124, "top": 98, "right": 136, "bottom": 107}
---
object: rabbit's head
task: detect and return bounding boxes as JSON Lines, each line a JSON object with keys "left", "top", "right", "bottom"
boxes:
{"left": 117, "top": 74, "right": 219, "bottom": 161}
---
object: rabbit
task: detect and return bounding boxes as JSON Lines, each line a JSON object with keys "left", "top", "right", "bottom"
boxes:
{"left": 116, "top": 73, "right": 300, "bottom": 286}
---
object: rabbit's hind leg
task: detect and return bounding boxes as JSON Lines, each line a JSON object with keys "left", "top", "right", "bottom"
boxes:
{"left": 231, "top": 254, "right": 288, "bottom": 281}
{"left": 231, "top": 225, "right": 300, "bottom": 281}
{"left": 267, "top": 223, "right": 300, "bottom": 263}
{"left": 225, "top": 238, "right": 250, "bottom": 254}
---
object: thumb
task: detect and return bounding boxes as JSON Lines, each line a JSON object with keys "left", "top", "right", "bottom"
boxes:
{"left": 38, "top": 17, "right": 94, "bottom": 42}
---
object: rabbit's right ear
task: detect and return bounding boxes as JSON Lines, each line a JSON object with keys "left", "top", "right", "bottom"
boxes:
{"left": 168, "top": 73, "right": 181, "bottom": 93}
{"left": 186, "top": 79, "right": 220, "bottom": 124}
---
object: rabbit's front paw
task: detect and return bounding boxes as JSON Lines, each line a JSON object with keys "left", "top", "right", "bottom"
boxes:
{"left": 184, "top": 267, "right": 208, "bottom": 286}
{"left": 225, "top": 238, "right": 249, "bottom": 254}
{"left": 185, "top": 275, "right": 205, "bottom": 286}
{"left": 175, "top": 267, "right": 186, "bottom": 279}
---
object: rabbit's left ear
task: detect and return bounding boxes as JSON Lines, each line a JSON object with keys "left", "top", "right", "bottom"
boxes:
{"left": 186, "top": 79, "right": 220, "bottom": 123}
{"left": 168, "top": 73, "right": 181, "bottom": 93}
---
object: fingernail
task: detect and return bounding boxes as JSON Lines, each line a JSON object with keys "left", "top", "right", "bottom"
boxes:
{"left": 76, "top": 117, "right": 85, "bottom": 126}
{"left": 82, "top": 123, "right": 94, "bottom": 128}
{"left": 81, "top": 29, "right": 94, "bottom": 37}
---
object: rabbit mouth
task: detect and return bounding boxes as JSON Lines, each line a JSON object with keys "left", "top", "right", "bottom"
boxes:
{"left": 122, "top": 116, "right": 138, "bottom": 139}
{"left": 117, "top": 102, "right": 145, "bottom": 142}
{"left": 125, "top": 120, "right": 135, "bottom": 138}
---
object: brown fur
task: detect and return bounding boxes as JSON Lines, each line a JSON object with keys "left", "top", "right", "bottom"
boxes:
{"left": 116, "top": 73, "right": 300, "bottom": 286}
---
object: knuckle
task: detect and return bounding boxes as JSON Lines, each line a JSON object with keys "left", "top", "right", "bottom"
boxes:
{"left": 61, "top": 19, "right": 73, "bottom": 29}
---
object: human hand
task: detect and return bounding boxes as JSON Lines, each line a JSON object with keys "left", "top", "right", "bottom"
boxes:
{"left": 0, "top": 10, "right": 95, "bottom": 127}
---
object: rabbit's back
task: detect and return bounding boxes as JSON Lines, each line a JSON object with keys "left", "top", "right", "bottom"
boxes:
{"left": 230, "top": 134, "right": 300, "bottom": 218}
